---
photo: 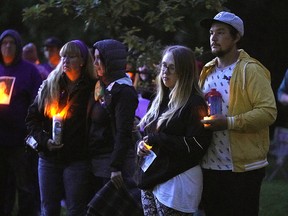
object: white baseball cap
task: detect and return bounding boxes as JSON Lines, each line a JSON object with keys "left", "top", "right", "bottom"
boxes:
{"left": 200, "top": 11, "right": 244, "bottom": 37}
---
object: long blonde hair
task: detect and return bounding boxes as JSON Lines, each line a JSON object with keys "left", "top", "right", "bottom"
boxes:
{"left": 37, "top": 40, "right": 95, "bottom": 116}
{"left": 139, "top": 45, "right": 203, "bottom": 129}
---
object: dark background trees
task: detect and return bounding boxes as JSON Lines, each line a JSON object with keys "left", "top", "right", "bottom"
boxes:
{"left": 1, "top": 0, "right": 287, "bottom": 127}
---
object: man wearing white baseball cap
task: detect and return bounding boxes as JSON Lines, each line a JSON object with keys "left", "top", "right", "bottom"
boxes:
{"left": 200, "top": 11, "right": 244, "bottom": 37}
{"left": 199, "top": 11, "right": 277, "bottom": 216}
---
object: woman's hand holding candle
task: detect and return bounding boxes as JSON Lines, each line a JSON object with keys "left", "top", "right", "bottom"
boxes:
{"left": 47, "top": 139, "right": 64, "bottom": 151}
{"left": 137, "top": 140, "right": 152, "bottom": 157}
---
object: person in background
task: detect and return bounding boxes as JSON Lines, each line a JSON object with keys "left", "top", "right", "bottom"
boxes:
{"left": 0, "top": 29, "right": 43, "bottom": 216}
{"left": 23, "top": 42, "right": 49, "bottom": 80}
{"left": 87, "top": 39, "right": 139, "bottom": 208}
{"left": 134, "top": 65, "right": 155, "bottom": 120}
{"left": 22, "top": 42, "right": 41, "bottom": 64}
{"left": 137, "top": 45, "right": 212, "bottom": 215}
{"left": 41, "top": 36, "right": 62, "bottom": 73}
{"left": 126, "top": 62, "right": 137, "bottom": 87}
{"left": 199, "top": 11, "right": 277, "bottom": 216}
{"left": 277, "top": 69, "right": 288, "bottom": 127}
{"left": 278, "top": 69, "right": 288, "bottom": 106}
{"left": 135, "top": 65, "right": 156, "bottom": 100}
{"left": 26, "top": 40, "right": 96, "bottom": 216}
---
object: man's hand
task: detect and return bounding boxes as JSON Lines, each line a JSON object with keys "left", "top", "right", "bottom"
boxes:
{"left": 201, "top": 114, "right": 228, "bottom": 131}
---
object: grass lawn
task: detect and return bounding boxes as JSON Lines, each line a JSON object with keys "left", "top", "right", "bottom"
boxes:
{"left": 260, "top": 180, "right": 288, "bottom": 216}
{"left": 259, "top": 153, "right": 288, "bottom": 216}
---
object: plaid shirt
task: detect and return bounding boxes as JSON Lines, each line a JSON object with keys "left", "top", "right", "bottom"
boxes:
{"left": 87, "top": 180, "right": 143, "bottom": 216}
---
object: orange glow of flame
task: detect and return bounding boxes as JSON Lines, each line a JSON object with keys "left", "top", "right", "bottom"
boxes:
{"left": 127, "top": 72, "right": 134, "bottom": 79}
{"left": 45, "top": 103, "right": 66, "bottom": 119}
{"left": 0, "top": 92, "right": 9, "bottom": 104}
{"left": 0, "top": 82, "right": 9, "bottom": 104}
{"left": 144, "top": 142, "right": 152, "bottom": 150}
{"left": 203, "top": 116, "right": 211, "bottom": 127}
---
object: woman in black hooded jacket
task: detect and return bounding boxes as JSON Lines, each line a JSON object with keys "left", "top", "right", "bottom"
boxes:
{"left": 88, "top": 39, "right": 139, "bottom": 192}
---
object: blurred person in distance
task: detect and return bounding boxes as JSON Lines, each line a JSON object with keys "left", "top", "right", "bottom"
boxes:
{"left": 23, "top": 42, "right": 49, "bottom": 80}
{"left": 41, "top": 36, "right": 62, "bottom": 73}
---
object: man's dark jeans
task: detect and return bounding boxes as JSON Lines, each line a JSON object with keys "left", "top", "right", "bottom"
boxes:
{"left": 202, "top": 168, "right": 265, "bottom": 216}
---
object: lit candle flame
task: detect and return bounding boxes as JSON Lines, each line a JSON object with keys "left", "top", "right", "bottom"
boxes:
{"left": 45, "top": 102, "right": 67, "bottom": 119}
{"left": 144, "top": 142, "right": 152, "bottom": 150}
{"left": 203, "top": 116, "right": 211, "bottom": 127}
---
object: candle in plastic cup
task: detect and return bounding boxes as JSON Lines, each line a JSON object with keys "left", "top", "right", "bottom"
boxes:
{"left": 52, "top": 114, "right": 63, "bottom": 145}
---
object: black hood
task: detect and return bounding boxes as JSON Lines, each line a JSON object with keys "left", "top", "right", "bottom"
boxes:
{"left": 0, "top": 29, "right": 23, "bottom": 65}
{"left": 93, "top": 39, "right": 127, "bottom": 85}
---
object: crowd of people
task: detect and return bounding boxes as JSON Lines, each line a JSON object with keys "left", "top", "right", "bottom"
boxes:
{"left": 0, "top": 10, "right": 282, "bottom": 216}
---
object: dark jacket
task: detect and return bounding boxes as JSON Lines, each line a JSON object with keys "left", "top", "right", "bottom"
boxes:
{"left": 138, "top": 94, "right": 212, "bottom": 189}
{"left": 89, "top": 39, "right": 138, "bottom": 172}
{"left": 0, "top": 29, "right": 42, "bottom": 147}
{"left": 26, "top": 73, "right": 94, "bottom": 163}
{"left": 88, "top": 81, "right": 138, "bottom": 170}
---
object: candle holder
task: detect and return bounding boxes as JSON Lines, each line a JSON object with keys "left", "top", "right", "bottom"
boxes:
{"left": 52, "top": 114, "right": 63, "bottom": 145}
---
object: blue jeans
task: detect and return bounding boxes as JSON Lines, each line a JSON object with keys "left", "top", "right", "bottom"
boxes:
{"left": 38, "top": 158, "right": 93, "bottom": 216}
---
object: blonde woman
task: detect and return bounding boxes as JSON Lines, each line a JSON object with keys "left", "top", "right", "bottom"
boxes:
{"left": 137, "top": 45, "right": 212, "bottom": 215}
{"left": 26, "top": 40, "right": 96, "bottom": 216}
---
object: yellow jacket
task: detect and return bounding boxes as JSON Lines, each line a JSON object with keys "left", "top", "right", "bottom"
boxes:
{"left": 199, "top": 49, "right": 277, "bottom": 172}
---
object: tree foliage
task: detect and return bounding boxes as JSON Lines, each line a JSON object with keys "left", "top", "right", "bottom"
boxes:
{"left": 22, "top": 0, "right": 227, "bottom": 68}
